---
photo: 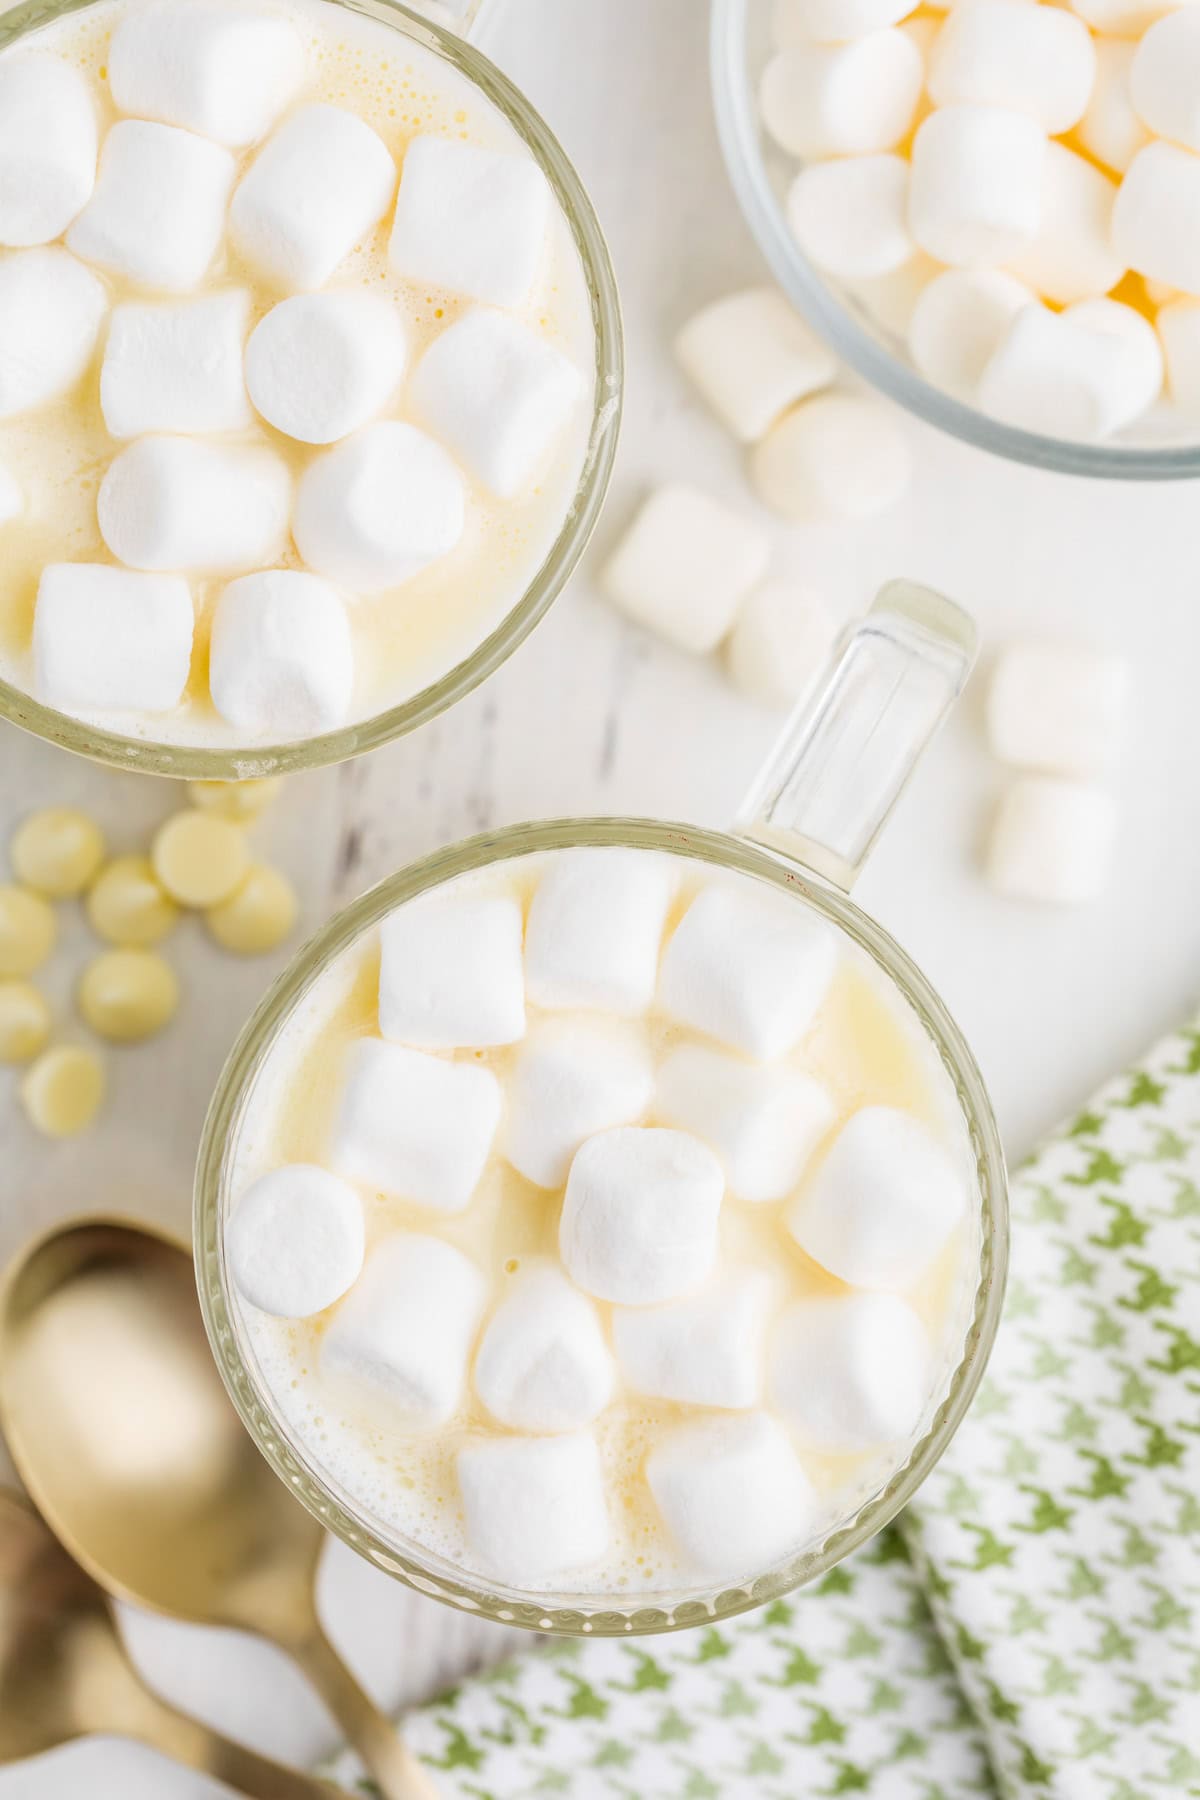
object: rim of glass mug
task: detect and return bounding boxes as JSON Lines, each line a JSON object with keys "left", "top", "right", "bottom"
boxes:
{"left": 710, "top": 0, "right": 1200, "bottom": 482}
{"left": 0, "top": 0, "right": 623, "bottom": 778}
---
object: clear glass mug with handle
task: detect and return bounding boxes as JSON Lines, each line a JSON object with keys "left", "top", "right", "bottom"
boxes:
{"left": 196, "top": 579, "right": 1009, "bottom": 1636}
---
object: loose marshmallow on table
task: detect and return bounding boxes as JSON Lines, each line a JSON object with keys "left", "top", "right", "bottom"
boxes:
{"left": 613, "top": 1269, "right": 777, "bottom": 1409}
{"left": 726, "top": 579, "right": 835, "bottom": 710}
{"left": 389, "top": 136, "right": 551, "bottom": 309}
{"left": 292, "top": 422, "right": 465, "bottom": 593}
{"left": 986, "top": 776, "right": 1117, "bottom": 905}
{"left": 332, "top": 1037, "right": 501, "bottom": 1211}
{"left": 787, "top": 155, "right": 913, "bottom": 280}
{"left": 0, "top": 56, "right": 96, "bottom": 246}
{"left": 0, "top": 464, "right": 21, "bottom": 528}
{"left": 1113, "top": 142, "right": 1200, "bottom": 296}
{"left": 909, "top": 105, "right": 1045, "bottom": 269}
{"left": 1131, "top": 11, "right": 1200, "bottom": 154}
{"left": 227, "top": 1164, "right": 364, "bottom": 1318}
{"left": 458, "top": 1433, "right": 608, "bottom": 1584}
{"left": 34, "top": 565, "right": 193, "bottom": 714}
{"left": 98, "top": 437, "right": 291, "bottom": 572}
{"left": 379, "top": 888, "right": 526, "bottom": 1050}
{"left": 789, "top": 1107, "right": 965, "bottom": 1288}
{"left": 560, "top": 1126, "right": 724, "bottom": 1305}
{"left": 0, "top": 249, "right": 106, "bottom": 420}
{"left": 229, "top": 105, "right": 395, "bottom": 292}
{"left": 656, "top": 1044, "right": 834, "bottom": 1203}
{"left": 928, "top": 1, "right": 1094, "bottom": 134}
{"left": 322, "top": 1233, "right": 486, "bottom": 1428}
{"left": 506, "top": 1018, "right": 653, "bottom": 1188}
{"left": 1157, "top": 300, "right": 1200, "bottom": 413}
{"left": 987, "top": 642, "right": 1130, "bottom": 777}
{"left": 751, "top": 393, "right": 911, "bottom": 522}
{"left": 100, "top": 292, "right": 252, "bottom": 438}
{"left": 602, "top": 484, "right": 769, "bottom": 656}
{"left": 759, "top": 34, "right": 923, "bottom": 159}
{"left": 770, "top": 1292, "right": 931, "bottom": 1452}
{"left": 68, "top": 121, "right": 234, "bottom": 291}
{"left": 1005, "top": 144, "right": 1124, "bottom": 306}
{"left": 107, "top": 0, "right": 305, "bottom": 148}
{"left": 646, "top": 1414, "right": 816, "bottom": 1581}
{"left": 524, "top": 847, "right": 673, "bottom": 1016}
{"left": 908, "top": 269, "right": 1033, "bottom": 398}
{"left": 980, "top": 300, "right": 1161, "bottom": 439}
{"left": 674, "top": 287, "right": 836, "bottom": 444}
{"left": 772, "top": 0, "right": 919, "bottom": 46}
{"left": 245, "top": 293, "right": 408, "bottom": 445}
{"left": 208, "top": 571, "right": 354, "bottom": 738}
{"left": 473, "top": 1261, "right": 613, "bottom": 1432}
{"left": 1078, "top": 41, "right": 1150, "bottom": 177}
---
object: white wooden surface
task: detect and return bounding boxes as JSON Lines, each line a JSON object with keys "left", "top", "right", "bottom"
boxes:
{"left": 6, "top": 0, "right": 1200, "bottom": 1791}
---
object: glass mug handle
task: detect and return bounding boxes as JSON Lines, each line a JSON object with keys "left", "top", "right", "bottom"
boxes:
{"left": 736, "top": 580, "right": 977, "bottom": 893}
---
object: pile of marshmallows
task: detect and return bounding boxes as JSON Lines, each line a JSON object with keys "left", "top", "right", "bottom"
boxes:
{"left": 763, "top": 0, "right": 1200, "bottom": 439}
{"left": 229, "top": 852, "right": 966, "bottom": 1587}
{"left": 0, "top": 2, "right": 580, "bottom": 735}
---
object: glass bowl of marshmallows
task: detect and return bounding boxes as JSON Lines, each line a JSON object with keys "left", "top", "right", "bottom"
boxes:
{"left": 711, "top": 0, "right": 1200, "bottom": 477}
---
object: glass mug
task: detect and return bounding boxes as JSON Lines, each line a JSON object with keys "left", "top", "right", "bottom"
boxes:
{"left": 196, "top": 581, "right": 1009, "bottom": 1637}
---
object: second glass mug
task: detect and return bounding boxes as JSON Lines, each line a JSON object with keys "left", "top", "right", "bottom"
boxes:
{"left": 196, "top": 580, "right": 1010, "bottom": 1637}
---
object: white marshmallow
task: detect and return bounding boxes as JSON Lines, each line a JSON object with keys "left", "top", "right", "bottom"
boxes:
{"left": 772, "top": 0, "right": 919, "bottom": 45}
{"left": 980, "top": 301, "right": 1159, "bottom": 439}
{"left": 602, "top": 483, "right": 769, "bottom": 655}
{"left": 292, "top": 422, "right": 465, "bottom": 593}
{"left": 646, "top": 1414, "right": 816, "bottom": 1580}
{"left": 1066, "top": 297, "right": 1163, "bottom": 424}
{"left": 67, "top": 120, "right": 234, "bottom": 291}
{"left": 846, "top": 252, "right": 941, "bottom": 339}
{"left": 227, "top": 1164, "right": 364, "bottom": 1318}
{"left": 208, "top": 571, "right": 354, "bottom": 738}
{"left": 0, "top": 463, "right": 21, "bottom": 528}
{"left": 787, "top": 1106, "right": 966, "bottom": 1288}
{"left": 332, "top": 1037, "right": 501, "bottom": 1211}
{"left": 1078, "top": 40, "right": 1150, "bottom": 177}
{"left": 726, "top": 579, "right": 835, "bottom": 710}
{"left": 0, "top": 55, "right": 97, "bottom": 246}
{"left": 322, "top": 1233, "right": 486, "bottom": 1428}
{"left": 1132, "top": 10, "right": 1200, "bottom": 152}
{"left": 379, "top": 887, "right": 526, "bottom": 1050}
{"left": 987, "top": 641, "right": 1129, "bottom": 778}
{"left": 759, "top": 34, "right": 923, "bottom": 158}
{"left": 660, "top": 882, "right": 837, "bottom": 1061}
{"left": 1158, "top": 298, "right": 1200, "bottom": 412}
{"left": 613, "top": 1269, "right": 777, "bottom": 1409}
{"left": 1113, "top": 142, "right": 1200, "bottom": 295}
{"left": 787, "top": 154, "right": 913, "bottom": 280}
{"left": 100, "top": 291, "right": 252, "bottom": 438}
{"left": 107, "top": 0, "right": 305, "bottom": 148}
{"left": 655, "top": 1044, "right": 834, "bottom": 1203}
{"left": 674, "top": 286, "right": 836, "bottom": 444}
{"left": 98, "top": 437, "right": 291, "bottom": 573}
{"left": 1005, "top": 143, "right": 1124, "bottom": 306}
{"left": 750, "top": 393, "right": 912, "bottom": 522}
{"left": 909, "top": 105, "right": 1045, "bottom": 269}
{"left": 458, "top": 1433, "right": 608, "bottom": 1585}
{"left": 409, "top": 309, "right": 583, "bottom": 500}
{"left": 908, "top": 269, "right": 1034, "bottom": 398}
{"left": 928, "top": 1, "right": 1094, "bottom": 134}
{"left": 505, "top": 1017, "right": 654, "bottom": 1189}
{"left": 34, "top": 564, "right": 193, "bottom": 714}
{"left": 770, "top": 1292, "right": 932, "bottom": 1452}
{"left": 245, "top": 292, "right": 408, "bottom": 445}
{"left": 1069, "top": 0, "right": 1179, "bottom": 33}
{"left": 229, "top": 105, "right": 395, "bottom": 292}
{"left": 985, "top": 776, "right": 1117, "bottom": 905}
{"left": 0, "top": 248, "right": 105, "bottom": 420}
{"left": 560, "top": 1126, "right": 724, "bottom": 1305}
{"left": 524, "top": 847, "right": 674, "bottom": 1016}
{"left": 473, "top": 1261, "right": 613, "bottom": 1431}
{"left": 388, "top": 135, "right": 551, "bottom": 309}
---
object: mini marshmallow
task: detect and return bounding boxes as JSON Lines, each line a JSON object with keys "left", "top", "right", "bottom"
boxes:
{"left": 0, "top": 463, "right": 21, "bottom": 528}
{"left": 389, "top": 135, "right": 551, "bottom": 309}
{"left": 0, "top": 248, "right": 106, "bottom": 419}
{"left": 100, "top": 291, "right": 252, "bottom": 438}
{"left": 786, "top": 154, "right": 913, "bottom": 280}
{"left": 602, "top": 483, "right": 769, "bottom": 655}
{"left": 34, "top": 564, "right": 192, "bottom": 714}
{"left": 107, "top": 0, "right": 305, "bottom": 147}
{"left": 292, "top": 422, "right": 465, "bottom": 593}
{"left": 980, "top": 301, "right": 1159, "bottom": 439}
{"left": 208, "top": 571, "right": 354, "bottom": 738}
{"left": 409, "top": 309, "right": 583, "bottom": 500}
{"left": 332, "top": 1037, "right": 501, "bottom": 1211}
{"left": 379, "top": 887, "right": 526, "bottom": 1050}
{"left": 770, "top": 1292, "right": 931, "bottom": 1452}
{"left": 909, "top": 105, "right": 1045, "bottom": 269}
{"left": 524, "top": 847, "right": 674, "bottom": 1016}
{"left": 847, "top": 252, "right": 941, "bottom": 339}
{"left": 1158, "top": 298, "right": 1200, "bottom": 413}
{"left": 1068, "top": 0, "right": 1172, "bottom": 33}
{"left": 772, "top": 0, "right": 919, "bottom": 45}
{"left": 458, "top": 1433, "right": 608, "bottom": 1584}
{"left": 613, "top": 1269, "right": 777, "bottom": 1409}
{"left": 322, "top": 1233, "right": 486, "bottom": 1427}
{"left": 759, "top": 34, "right": 923, "bottom": 159}
{"left": 986, "top": 640, "right": 1129, "bottom": 777}
{"left": 505, "top": 1017, "right": 654, "bottom": 1189}
{"left": 474, "top": 1261, "right": 613, "bottom": 1431}
{"left": 1063, "top": 297, "right": 1163, "bottom": 421}
{"left": 750, "top": 393, "right": 912, "bottom": 522}
{"left": 787, "top": 1106, "right": 966, "bottom": 1288}
{"left": 227, "top": 1164, "right": 364, "bottom": 1317}
{"left": 560, "top": 1125, "right": 724, "bottom": 1305}
{"left": 908, "top": 269, "right": 1034, "bottom": 398}
{"left": 1078, "top": 41, "right": 1150, "bottom": 177}
{"left": 725, "top": 579, "right": 835, "bottom": 709}
{"left": 655, "top": 1044, "right": 834, "bottom": 1202}
{"left": 660, "top": 882, "right": 837, "bottom": 1060}
{"left": 1131, "top": 11, "right": 1200, "bottom": 153}
{"left": 67, "top": 120, "right": 234, "bottom": 291}
{"left": 1113, "top": 142, "right": 1200, "bottom": 296}
{"left": 98, "top": 437, "right": 291, "bottom": 572}
{"left": 646, "top": 1414, "right": 816, "bottom": 1580}
{"left": 245, "top": 292, "right": 408, "bottom": 445}
{"left": 985, "top": 776, "right": 1116, "bottom": 905}
{"left": 1005, "top": 144, "right": 1124, "bottom": 306}
{"left": 928, "top": 1, "right": 1094, "bottom": 134}
{"left": 230, "top": 105, "right": 395, "bottom": 291}
{"left": 674, "top": 286, "right": 837, "bottom": 443}
{"left": 0, "top": 55, "right": 97, "bottom": 246}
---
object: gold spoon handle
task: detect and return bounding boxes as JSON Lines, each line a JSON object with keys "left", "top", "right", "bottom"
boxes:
{"left": 127, "top": 1697, "right": 350, "bottom": 1799}
{"left": 290, "top": 1626, "right": 439, "bottom": 1800}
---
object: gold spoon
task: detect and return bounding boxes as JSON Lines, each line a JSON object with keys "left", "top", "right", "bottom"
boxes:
{"left": 0, "top": 1487, "right": 346, "bottom": 1797}
{"left": 0, "top": 1218, "right": 437, "bottom": 1800}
